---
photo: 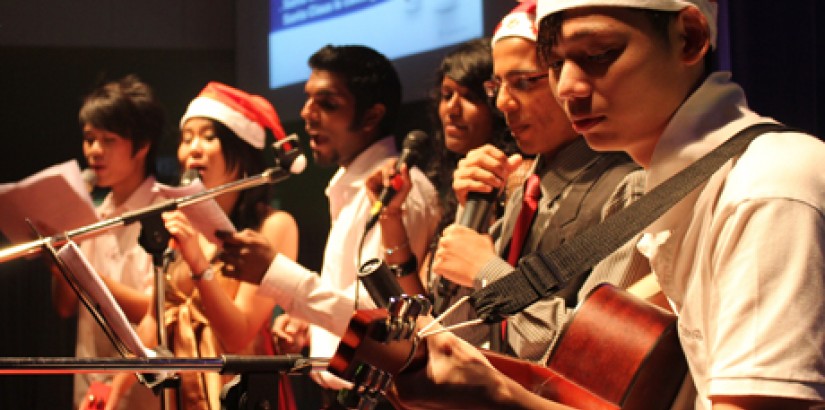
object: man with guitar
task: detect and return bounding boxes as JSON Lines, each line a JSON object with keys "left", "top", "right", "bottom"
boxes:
{"left": 394, "top": 0, "right": 825, "bottom": 409}
{"left": 431, "top": 0, "right": 648, "bottom": 364}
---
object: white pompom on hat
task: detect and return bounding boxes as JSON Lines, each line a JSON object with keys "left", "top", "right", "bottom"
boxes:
{"left": 492, "top": 0, "right": 538, "bottom": 46}
{"left": 180, "top": 82, "right": 287, "bottom": 149}
{"left": 536, "top": 0, "right": 718, "bottom": 49}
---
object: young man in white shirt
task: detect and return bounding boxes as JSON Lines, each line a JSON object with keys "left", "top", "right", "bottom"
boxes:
{"left": 52, "top": 75, "right": 165, "bottom": 410}
{"left": 219, "top": 45, "right": 439, "bottom": 408}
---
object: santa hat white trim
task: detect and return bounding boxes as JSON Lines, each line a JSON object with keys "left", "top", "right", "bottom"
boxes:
{"left": 180, "top": 97, "right": 266, "bottom": 149}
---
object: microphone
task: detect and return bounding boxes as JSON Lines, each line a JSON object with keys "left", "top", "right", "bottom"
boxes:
{"left": 457, "top": 191, "right": 499, "bottom": 232}
{"left": 81, "top": 168, "right": 98, "bottom": 193}
{"left": 273, "top": 134, "right": 307, "bottom": 176}
{"left": 139, "top": 168, "right": 201, "bottom": 265}
{"left": 433, "top": 177, "right": 500, "bottom": 315}
{"left": 364, "top": 130, "right": 429, "bottom": 232}
{"left": 178, "top": 168, "right": 200, "bottom": 186}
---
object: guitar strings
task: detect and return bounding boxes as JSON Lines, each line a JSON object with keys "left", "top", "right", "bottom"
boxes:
{"left": 418, "top": 319, "right": 485, "bottom": 339}
{"left": 418, "top": 296, "right": 467, "bottom": 335}
{"left": 417, "top": 296, "right": 485, "bottom": 339}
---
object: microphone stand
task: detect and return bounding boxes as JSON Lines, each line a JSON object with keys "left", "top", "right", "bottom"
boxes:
{"left": 0, "top": 166, "right": 292, "bottom": 264}
{"left": 0, "top": 355, "right": 326, "bottom": 410}
{"left": 0, "top": 165, "right": 292, "bottom": 407}
{"left": 137, "top": 213, "right": 180, "bottom": 410}
{"left": 0, "top": 354, "right": 324, "bottom": 374}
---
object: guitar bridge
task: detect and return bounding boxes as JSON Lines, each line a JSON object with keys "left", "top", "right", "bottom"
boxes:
{"left": 383, "top": 294, "right": 431, "bottom": 342}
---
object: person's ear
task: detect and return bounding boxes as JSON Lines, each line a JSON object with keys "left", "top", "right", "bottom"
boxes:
{"left": 360, "top": 104, "right": 386, "bottom": 134}
{"left": 676, "top": 6, "right": 711, "bottom": 66}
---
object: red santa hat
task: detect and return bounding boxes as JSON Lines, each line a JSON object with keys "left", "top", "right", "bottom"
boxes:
{"left": 180, "top": 82, "right": 287, "bottom": 149}
{"left": 492, "top": 0, "right": 538, "bottom": 45}
{"left": 536, "top": 0, "right": 718, "bottom": 49}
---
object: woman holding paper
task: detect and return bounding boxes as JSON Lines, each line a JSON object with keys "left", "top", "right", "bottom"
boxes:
{"left": 106, "top": 82, "right": 299, "bottom": 410}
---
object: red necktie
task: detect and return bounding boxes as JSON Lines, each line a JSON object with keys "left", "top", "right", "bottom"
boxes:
{"left": 497, "top": 174, "right": 541, "bottom": 348}
{"left": 507, "top": 174, "right": 542, "bottom": 265}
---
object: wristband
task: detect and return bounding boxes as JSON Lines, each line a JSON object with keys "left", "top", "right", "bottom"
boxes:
{"left": 192, "top": 266, "right": 216, "bottom": 281}
{"left": 390, "top": 256, "right": 418, "bottom": 278}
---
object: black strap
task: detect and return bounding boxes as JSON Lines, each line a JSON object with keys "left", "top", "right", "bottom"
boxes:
{"left": 469, "top": 123, "right": 795, "bottom": 323}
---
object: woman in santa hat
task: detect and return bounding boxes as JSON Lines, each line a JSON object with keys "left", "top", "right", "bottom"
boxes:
{"left": 107, "top": 82, "right": 299, "bottom": 410}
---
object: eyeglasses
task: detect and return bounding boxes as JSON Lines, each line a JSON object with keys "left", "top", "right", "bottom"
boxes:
{"left": 483, "top": 72, "right": 549, "bottom": 99}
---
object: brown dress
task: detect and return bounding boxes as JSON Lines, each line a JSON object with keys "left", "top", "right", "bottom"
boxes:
{"left": 160, "top": 257, "right": 248, "bottom": 410}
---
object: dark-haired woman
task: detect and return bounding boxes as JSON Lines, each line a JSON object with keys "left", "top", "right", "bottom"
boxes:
{"left": 108, "top": 82, "right": 298, "bottom": 410}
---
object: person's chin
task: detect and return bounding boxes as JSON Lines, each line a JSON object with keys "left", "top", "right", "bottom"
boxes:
{"left": 445, "top": 137, "right": 472, "bottom": 156}
{"left": 513, "top": 131, "right": 539, "bottom": 155}
{"left": 580, "top": 132, "right": 619, "bottom": 152}
{"left": 311, "top": 151, "right": 336, "bottom": 168}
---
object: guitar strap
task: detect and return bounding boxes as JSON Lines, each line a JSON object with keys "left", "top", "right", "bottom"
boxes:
{"left": 469, "top": 122, "right": 795, "bottom": 323}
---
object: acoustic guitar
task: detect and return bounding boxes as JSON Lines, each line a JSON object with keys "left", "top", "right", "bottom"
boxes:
{"left": 329, "top": 283, "right": 687, "bottom": 410}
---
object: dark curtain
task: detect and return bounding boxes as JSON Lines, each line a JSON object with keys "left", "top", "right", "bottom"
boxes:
{"left": 725, "top": 1, "right": 822, "bottom": 136}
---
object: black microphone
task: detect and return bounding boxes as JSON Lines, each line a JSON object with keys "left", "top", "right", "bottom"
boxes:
{"left": 364, "top": 130, "right": 429, "bottom": 232}
{"left": 457, "top": 190, "right": 499, "bottom": 232}
{"left": 138, "top": 168, "right": 200, "bottom": 266}
{"left": 433, "top": 180, "right": 500, "bottom": 315}
{"left": 273, "top": 134, "right": 307, "bottom": 176}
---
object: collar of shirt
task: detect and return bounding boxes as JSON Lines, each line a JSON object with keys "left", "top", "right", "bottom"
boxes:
{"left": 647, "top": 71, "right": 769, "bottom": 191}
{"left": 532, "top": 138, "right": 602, "bottom": 203}
{"left": 96, "top": 176, "right": 159, "bottom": 219}
{"left": 325, "top": 136, "right": 398, "bottom": 220}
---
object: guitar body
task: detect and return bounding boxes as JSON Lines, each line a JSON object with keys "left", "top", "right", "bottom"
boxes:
{"left": 330, "top": 283, "right": 687, "bottom": 410}
{"left": 544, "top": 283, "right": 687, "bottom": 409}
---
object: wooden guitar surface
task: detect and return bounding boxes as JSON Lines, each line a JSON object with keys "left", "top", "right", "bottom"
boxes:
{"left": 330, "top": 283, "right": 687, "bottom": 409}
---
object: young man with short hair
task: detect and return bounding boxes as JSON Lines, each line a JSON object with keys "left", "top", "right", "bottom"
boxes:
{"left": 52, "top": 74, "right": 165, "bottom": 409}
{"left": 219, "top": 45, "right": 439, "bottom": 408}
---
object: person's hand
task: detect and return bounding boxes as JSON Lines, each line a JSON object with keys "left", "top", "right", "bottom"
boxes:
{"left": 453, "top": 145, "right": 523, "bottom": 205}
{"left": 216, "top": 229, "right": 276, "bottom": 285}
{"left": 431, "top": 224, "right": 496, "bottom": 287}
{"left": 364, "top": 158, "right": 412, "bottom": 212}
{"left": 390, "top": 330, "right": 508, "bottom": 410}
{"left": 162, "top": 210, "right": 209, "bottom": 273}
{"left": 271, "top": 313, "right": 309, "bottom": 354}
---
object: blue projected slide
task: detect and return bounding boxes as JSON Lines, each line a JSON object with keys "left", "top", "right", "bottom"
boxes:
{"left": 269, "top": 0, "right": 483, "bottom": 89}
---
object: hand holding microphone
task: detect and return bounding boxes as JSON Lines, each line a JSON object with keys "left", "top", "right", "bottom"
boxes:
{"left": 364, "top": 130, "right": 429, "bottom": 232}
{"left": 138, "top": 169, "right": 201, "bottom": 265}
{"left": 432, "top": 145, "right": 522, "bottom": 314}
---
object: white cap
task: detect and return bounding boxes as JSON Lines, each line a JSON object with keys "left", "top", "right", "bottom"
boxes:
{"left": 536, "top": 0, "right": 718, "bottom": 48}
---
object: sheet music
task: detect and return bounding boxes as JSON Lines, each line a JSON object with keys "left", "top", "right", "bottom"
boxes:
{"left": 0, "top": 160, "right": 98, "bottom": 242}
{"left": 56, "top": 240, "right": 153, "bottom": 358}
{"left": 154, "top": 180, "right": 236, "bottom": 245}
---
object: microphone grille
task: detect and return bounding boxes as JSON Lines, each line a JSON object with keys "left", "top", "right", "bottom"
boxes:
{"left": 81, "top": 168, "right": 98, "bottom": 193}
{"left": 179, "top": 169, "right": 201, "bottom": 186}
{"left": 403, "top": 130, "right": 429, "bottom": 150}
